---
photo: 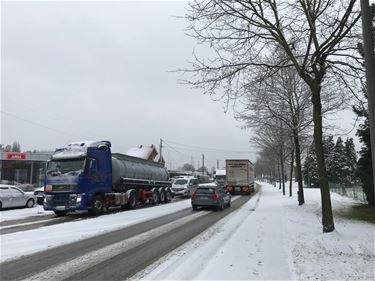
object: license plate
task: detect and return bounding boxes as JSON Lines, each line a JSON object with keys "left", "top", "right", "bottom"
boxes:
{"left": 55, "top": 206, "right": 66, "bottom": 210}
{"left": 235, "top": 187, "right": 241, "bottom": 191}
{"left": 199, "top": 196, "right": 208, "bottom": 200}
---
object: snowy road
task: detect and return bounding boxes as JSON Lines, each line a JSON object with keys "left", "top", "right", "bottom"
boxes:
{"left": 0, "top": 194, "right": 250, "bottom": 280}
{"left": 1, "top": 183, "right": 373, "bottom": 281}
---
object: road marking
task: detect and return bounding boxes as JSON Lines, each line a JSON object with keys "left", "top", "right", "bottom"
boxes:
{"left": 20, "top": 210, "right": 210, "bottom": 281}
{"left": 0, "top": 218, "right": 59, "bottom": 231}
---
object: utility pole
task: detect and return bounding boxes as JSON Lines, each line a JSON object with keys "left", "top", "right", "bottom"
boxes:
{"left": 360, "top": 0, "right": 375, "bottom": 205}
{"left": 159, "top": 138, "right": 163, "bottom": 163}
{"left": 217, "top": 159, "right": 219, "bottom": 169}
{"left": 202, "top": 154, "right": 205, "bottom": 175}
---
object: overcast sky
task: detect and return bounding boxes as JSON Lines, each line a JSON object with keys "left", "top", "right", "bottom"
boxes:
{"left": 1, "top": 1, "right": 360, "bottom": 170}
{"left": 1, "top": 0, "right": 262, "bottom": 170}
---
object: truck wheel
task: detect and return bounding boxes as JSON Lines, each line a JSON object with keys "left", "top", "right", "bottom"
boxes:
{"left": 127, "top": 192, "right": 137, "bottom": 210}
{"left": 151, "top": 189, "right": 159, "bottom": 205}
{"left": 89, "top": 194, "right": 104, "bottom": 215}
{"left": 54, "top": 210, "right": 67, "bottom": 217}
{"left": 192, "top": 205, "right": 198, "bottom": 210}
{"left": 165, "top": 190, "right": 172, "bottom": 203}
{"left": 159, "top": 189, "right": 166, "bottom": 203}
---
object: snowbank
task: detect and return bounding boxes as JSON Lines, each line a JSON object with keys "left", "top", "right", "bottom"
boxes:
{"left": 134, "top": 182, "right": 375, "bottom": 280}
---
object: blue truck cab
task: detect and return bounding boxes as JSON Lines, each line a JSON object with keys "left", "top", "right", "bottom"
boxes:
{"left": 44, "top": 141, "right": 112, "bottom": 216}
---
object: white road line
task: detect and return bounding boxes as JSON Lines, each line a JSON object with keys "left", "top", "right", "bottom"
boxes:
{"left": 21, "top": 210, "right": 210, "bottom": 281}
{"left": 0, "top": 218, "right": 59, "bottom": 230}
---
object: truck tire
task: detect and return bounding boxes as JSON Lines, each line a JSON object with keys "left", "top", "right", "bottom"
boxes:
{"left": 165, "top": 189, "right": 172, "bottom": 203}
{"left": 54, "top": 210, "right": 67, "bottom": 217}
{"left": 89, "top": 194, "right": 104, "bottom": 215}
{"left": 159, "top": 188, "right": 166, "bottom": 203}
{"left": 192, "top": 205, "right": 198, "bottom": 210}
{"left": 151, "top": 189, "right": 159, "bottom": 205}
{"left": 126, "top": 192, "right": 137, "bottom": 210}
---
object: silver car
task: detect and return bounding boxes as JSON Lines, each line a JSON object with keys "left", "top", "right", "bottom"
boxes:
{"left": 191, "top": 184, "right": 231, "bottom": 211}
{"left": 0, "top": 184, "right": 36, "bottom": 209}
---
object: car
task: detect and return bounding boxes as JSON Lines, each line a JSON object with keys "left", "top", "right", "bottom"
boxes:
{"left": 191, "top": 184, "right": 231, "bottom": 211}
{"left": 171, "top": 177, "right": 199, "bottom": 198}
{"left": 34, "top": 186, "right": 45, "bottom": 205}
{"left": 0, "top": 184, "right": 37, "bottom": 210}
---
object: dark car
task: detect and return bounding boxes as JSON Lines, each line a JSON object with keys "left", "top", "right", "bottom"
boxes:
{"left": 33, "top": 186, "right": 45, "bottom": 205}
{"left": 191, "top": 184, "right": 231, "bottom": 211}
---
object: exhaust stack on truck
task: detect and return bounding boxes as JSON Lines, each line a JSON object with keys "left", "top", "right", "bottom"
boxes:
{"left": 225, "top": 159, "right": 255, "bottom": 195}
{"left": 43, "top": 141, "right": 172, "bottom": 216}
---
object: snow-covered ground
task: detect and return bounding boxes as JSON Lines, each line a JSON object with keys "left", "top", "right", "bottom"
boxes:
{"left": 0, "top": 199, "right": 191, "bottom": 262}
{"left": 132, "top": 182, "right": 375, "bottom": 281}
{"left": 0, "top": 204, "right": 49, "bottom": 222}
{"left": 1, "top": 183, "right": 374, "bottom": 280}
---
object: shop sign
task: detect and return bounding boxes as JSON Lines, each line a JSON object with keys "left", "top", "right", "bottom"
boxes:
{"left": 6, "top": 153, "right": 27, "bottom": 160}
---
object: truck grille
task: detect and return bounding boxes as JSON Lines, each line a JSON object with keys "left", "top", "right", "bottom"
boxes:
{"left": 47, "top": 194, "right": 70, "bottom": 206}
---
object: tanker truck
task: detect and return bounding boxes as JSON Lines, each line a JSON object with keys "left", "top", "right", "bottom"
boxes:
{"left": 43, "top": 141, "right": 172, "bottom": 216}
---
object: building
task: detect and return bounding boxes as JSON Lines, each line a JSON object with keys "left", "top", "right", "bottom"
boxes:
{"left": 0, "top": 151, "right": 53, "bottom": 187}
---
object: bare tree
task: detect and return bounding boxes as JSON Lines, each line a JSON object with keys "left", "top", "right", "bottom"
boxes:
{"left": 184, "top": 0, "right": 362, "bottom": 232}
{"left": 238, "top": 63, "right": 314, "bottom": 205}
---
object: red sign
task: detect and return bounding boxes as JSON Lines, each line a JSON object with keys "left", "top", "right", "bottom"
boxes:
{"left": 6, "top": 153, "right": 26, "bottom": 160}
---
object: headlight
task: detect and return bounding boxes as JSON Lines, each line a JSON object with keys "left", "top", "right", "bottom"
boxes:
{"left": 76, "top": 194, "right": 82, "bottom": 204}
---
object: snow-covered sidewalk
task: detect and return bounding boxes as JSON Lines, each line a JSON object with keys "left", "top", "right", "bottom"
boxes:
{"left": 133, "top": 182, "right": 375, "bottom": 280}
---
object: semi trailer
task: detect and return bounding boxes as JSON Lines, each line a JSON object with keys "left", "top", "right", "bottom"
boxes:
{"left": 43, "top": 141, "right": 172, "bottom": 216}
{"left": 225, "top": 159, "right": 255, "bottom": 195}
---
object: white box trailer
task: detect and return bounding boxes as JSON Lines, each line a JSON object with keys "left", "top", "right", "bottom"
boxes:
{"left": 225, "top": 159, "right": 255, "bottom": 195}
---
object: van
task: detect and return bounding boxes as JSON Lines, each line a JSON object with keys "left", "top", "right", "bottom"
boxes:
{"left": 171, "top": 177, "right": 199, "bottom": 198}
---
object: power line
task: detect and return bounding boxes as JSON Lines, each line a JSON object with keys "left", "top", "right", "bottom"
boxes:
{"left": 164, "top": 139, "right": 252, "bottom": 154}
{"left": 1, "top": 110, "right": 82, "bottom": 139}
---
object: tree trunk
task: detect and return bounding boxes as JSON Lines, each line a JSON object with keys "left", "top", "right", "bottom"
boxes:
{"left": 278, "top": 158, "right": 282, "bottom": 190}
{"left": 311, "top": 85, "right": 335, "bottom": 233}
{"left": 294, "top": 130, "right": 305, "bottom": 205}
{"left": 280, "top": 154, "right": 286, "bottom": 195}
{"left": 289, "top": 149, "right": 294, "bottom": 197}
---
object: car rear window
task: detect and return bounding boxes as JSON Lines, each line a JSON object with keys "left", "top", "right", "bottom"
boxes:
{"left": 196, "top": 188, "right": 215, "bottom": 194}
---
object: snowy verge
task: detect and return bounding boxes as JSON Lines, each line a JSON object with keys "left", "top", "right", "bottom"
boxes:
{"left": 0, "top": 205, "right": 50, "bottom": 222}
{"left": 132, "top": 182, "right": 375, "bottom": 281}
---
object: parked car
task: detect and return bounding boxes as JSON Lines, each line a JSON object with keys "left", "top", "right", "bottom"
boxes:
{"left": 191, "top": 184, "right": 231, "bottom": 211}
{"left": 34, "top": 186, "right": 45, "bottom": 205}
{"left": 171, "top": 177, "right": 199, "bottom": 197}
{"left": 0, "top": 184, "right": 36, "bottom": 209}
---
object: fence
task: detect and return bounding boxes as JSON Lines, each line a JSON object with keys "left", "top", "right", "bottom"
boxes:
{"left": 329, "top": 182, "right": 367, "bottom": 203}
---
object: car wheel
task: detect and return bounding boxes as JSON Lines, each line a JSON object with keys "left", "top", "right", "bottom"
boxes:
{"left": 0, "top": 201, "right": 2, "bottom": 210}
{"left": 219, "top": 201, "right": 224, "bottom": 211}
{"left": 192, "top": 205, "right": 198, "bottom": 210}
{"left": 26, "top": 199, "right": 34, "bottom": 208}
{"left": 228, "top": 200, "right": 231, "bottom": 207}
{"left": 54, "top": 210, "right": 67, "bottom": 217}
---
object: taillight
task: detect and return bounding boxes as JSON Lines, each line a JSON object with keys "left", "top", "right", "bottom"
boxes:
{"left": 191, "top": 192, "right": 196, "bottom": 199}
{"left": 213, "top": 193, "right": 220, "bottom": 199}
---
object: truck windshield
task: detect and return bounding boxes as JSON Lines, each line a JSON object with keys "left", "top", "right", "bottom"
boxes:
{"left": 47, "top": 159, "right": 85, "bottom": 175}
